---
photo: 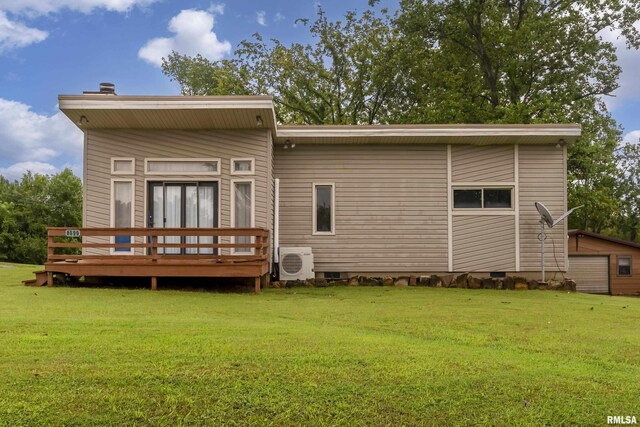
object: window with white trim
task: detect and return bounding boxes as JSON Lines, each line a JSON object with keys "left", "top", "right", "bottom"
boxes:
{"left": 313, "top": 183, "right": 335, "bottom": 234}
{"left": 145, "top": 158, "right": 219, "bottom": 175}
{"left": 231, "top": 158, "right": 255, "bottom": 175}
{"left": 111, "top": 158, "right": 134, "bottom": 175}
{"left": 453, "top": 188, "right": 512, "bottom": 209}
{"left": 617, "top": 255, "right": 632, "bottom": 276}
{"left": 231, "top": 179, "right": 255, "bottom": 254}
{"left": 111, "top": 179, "right": 134, "bottom": 254}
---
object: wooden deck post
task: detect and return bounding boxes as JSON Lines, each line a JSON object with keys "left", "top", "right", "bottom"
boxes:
{"left": 151, "top": 276, "right": 157, "bottom": 291}
{"left": 46, "top": 272, "right": 53, "bottom": 287}
{"left": 254, "top": 276, "right": 261, "bottom": 294}
{"left": 261, "top": 273, "right": 270, "bottom": 289}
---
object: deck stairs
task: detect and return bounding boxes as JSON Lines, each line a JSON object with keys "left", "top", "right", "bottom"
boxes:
{"left": 23, "top": 270, "right": 48, "bottom": 287}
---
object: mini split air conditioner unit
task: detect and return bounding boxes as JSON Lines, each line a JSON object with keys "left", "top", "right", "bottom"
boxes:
{"left": 279, "top": 247, "right": 314, "bottom": 281}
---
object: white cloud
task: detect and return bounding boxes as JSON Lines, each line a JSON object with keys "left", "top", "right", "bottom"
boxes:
{"left": 138, "top": 9, "right": 231, "bottom": 67}
{"left": 622, "top": 130, "right": 640, "bottom": 145}
{"left": 0, "top": 98, "right": 83, "bottom": 180}
{"left": 0, "top": 0, "right": 157, "bottom": 53}
{"left": 256, "top": 11, "right": 266, "bottom": 26}
{"left": 599, "top": 22, "right": 640, "bottom": 111}
{"left": 273, "top": 12, "right": 285, "bottom": 23}
{"left": 0, "top": 11, "right": 48, "bottom": 53}
{"left": 208, "top": 2, "right": 225, "bottom": 15}
{"left": 0, "top": 162, "right": 58, "bottom": 180}
{"left": 0, "top": 0, "right": 158, "bottom": 16}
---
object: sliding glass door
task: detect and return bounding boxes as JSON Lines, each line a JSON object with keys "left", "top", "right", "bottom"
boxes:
{"left": 148, "top": 182, "right": 218, "bottom": 254}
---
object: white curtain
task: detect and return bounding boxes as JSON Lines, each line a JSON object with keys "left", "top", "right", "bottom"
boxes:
{"left": 234, "top": 182, "right": 252, "bottom": 253}
{"left": 114, "top": 181, "right": 132, "bottom": 253}
{"left": 199, "top": 186, "right": 215, "bottom": 254}
{"left": 164, "top": 186, "right": 181, "bottom": 254}
{"left": 114, "top": 182, "right": 132, "bottom": 227}
{"left": 152, "top": 185, "right": 164, "bottom": 254}
{"left": 185, "top": 186, "right": 198, "bottom": 254}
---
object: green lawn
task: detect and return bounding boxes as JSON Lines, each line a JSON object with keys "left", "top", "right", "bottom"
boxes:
{"left": 0, "top": 264, "right": 638, "bottom": 426}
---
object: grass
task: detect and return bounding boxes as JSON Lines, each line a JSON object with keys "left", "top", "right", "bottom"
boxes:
{"left": 0, "top": 263, "right": 639, "bottom": 426}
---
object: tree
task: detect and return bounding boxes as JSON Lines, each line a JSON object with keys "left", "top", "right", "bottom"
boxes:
{"left": 0, "top": 169, "right": 82, "bottom": 264}
{"left": 162, "top": 7, "right": 402, "bottom": 124}
{"left": 162, "top": 54, "right": 251, "bottom": 96}
{"left": 393, "top": 0, "right": 639, "bottom": 232}
{"left": 615, "top": 143, "right": 640, "bottom": 241}
{"left": 162, "top": 0, "right": 640, "bottom": 236}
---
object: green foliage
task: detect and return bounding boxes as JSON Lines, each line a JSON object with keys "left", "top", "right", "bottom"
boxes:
{"left": 395, "top": 0, "right": 638, "bottom": 233}
{"left": 615, "top": 143, "right": 640, "bottom": 240}
{"left": 0, "top": 270, "right": 639, "bottom": 425}
{"left": 163, "top": 8, "right": 401, "bottom": 124}
{"left": 161, "top": 0, "right": 640, "bottom": 239}
{"left": 162, "top": 53, "right": 252, "bottom": 96}
{"left": 0, "top": 169, "right": 82, "bottom": 264}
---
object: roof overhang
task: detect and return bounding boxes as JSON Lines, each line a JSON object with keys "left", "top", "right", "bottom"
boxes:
{"left": 58, "top": 94, "right": 581, "bottom": 145}
{"left": 569, "top": 229, "right": 640, "bottom": 250}
{"left": 274, "top": 124, "right": 581, "bottom": 145}
{"left": 58, "top": 95, "right": 277, "bottom": 130}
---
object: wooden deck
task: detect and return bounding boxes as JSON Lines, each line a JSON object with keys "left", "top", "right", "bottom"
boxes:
{"left": 39, "top": 227, "right": 270, "bottom": 292}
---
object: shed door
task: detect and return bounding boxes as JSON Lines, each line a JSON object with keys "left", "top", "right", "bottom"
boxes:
{"left": 567, "top": 256, "right": 609, "bottom": 294}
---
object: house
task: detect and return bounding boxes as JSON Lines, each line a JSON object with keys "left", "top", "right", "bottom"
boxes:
{"left": 34, "top": 85, "right": 581, "bottom": 291}
{"left": 567, "top": 229, "right": 640, "bottom": 296}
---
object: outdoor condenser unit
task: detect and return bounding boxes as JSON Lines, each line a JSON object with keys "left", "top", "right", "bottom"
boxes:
{"left": 279, "top": 247, "right": 314, "bottom": 281}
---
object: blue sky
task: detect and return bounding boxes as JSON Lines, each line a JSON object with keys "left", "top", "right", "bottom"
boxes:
{"left": 0, "top": 0, "right": 638, "bottom": 180}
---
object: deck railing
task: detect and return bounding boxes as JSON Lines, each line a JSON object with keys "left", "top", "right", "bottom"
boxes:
{"left": 47, "top": 227, "right": 270, "bottom": 263}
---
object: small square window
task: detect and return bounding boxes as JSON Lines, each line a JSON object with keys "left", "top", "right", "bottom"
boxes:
{"left": 618, "top": 256, "right": 632, "bottom": 276}
{"left": 231, "top": 158, "right": 254, "bottom": 175}
{"left": 111, "top": 158, "right": 134, "bottom": 175}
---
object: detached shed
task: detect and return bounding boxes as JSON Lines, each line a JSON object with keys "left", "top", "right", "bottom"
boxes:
{"left": 568, "top": 230, "right": 640, "bottom": 296}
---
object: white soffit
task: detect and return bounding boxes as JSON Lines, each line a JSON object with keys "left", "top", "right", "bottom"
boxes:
{"left": 58, "top": 94, "right": 581, "bottom": 144}
{"left": 274, "top": 124, "right": 582, "bottom": 145}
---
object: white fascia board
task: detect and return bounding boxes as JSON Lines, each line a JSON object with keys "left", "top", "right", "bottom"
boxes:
{"left": 275, "top": 126, "right": 582, "bottom": 138}
{"left": 59, "top": 98, "right": 275, "bottom": 111}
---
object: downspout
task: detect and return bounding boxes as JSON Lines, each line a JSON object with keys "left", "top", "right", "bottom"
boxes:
{"left": 274, "top": 178, "right": 280, "bottom": 265}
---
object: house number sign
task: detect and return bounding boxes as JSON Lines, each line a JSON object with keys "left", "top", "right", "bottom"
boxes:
{"left": 65, "top": 229, "right": 81, "bottom": 237}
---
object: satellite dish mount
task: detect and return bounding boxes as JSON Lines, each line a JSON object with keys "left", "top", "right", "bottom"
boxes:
{"left": 534, "top": 202, "right": 582, "bottom": 281}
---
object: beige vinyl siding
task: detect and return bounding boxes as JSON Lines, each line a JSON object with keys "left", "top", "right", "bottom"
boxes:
{"left": 274, "top": 144, "right": 448, "bottom": 273}
{"left": 452, "top": 216, "right": 516, "bottom": 271}
{"left": 84, "top": 129, "right": 270, "bottom": 255}
{"left": 519, "top": 145, "right": 566, "bottom": 271}
{"left": 451, "top": 145, "right": 514, "bottom": 182}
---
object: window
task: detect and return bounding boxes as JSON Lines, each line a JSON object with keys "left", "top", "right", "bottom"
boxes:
{"left": 111, "top": 179, "right": 134, "bottom": 254}
{"left": 145, "top": 158, "right": 219, "bottom": 175}
{"left": 231, "top": 180, "right": 255, "bottom": 254}
{"left": 453, "top": 188, "right": 512, "bottom": 209}
{"left": 231, "top": 158, "right": 255, "bottom": 175}
{"left": 111, "top": 158, "right": 134, "bottom": 175}
{"left": 313, "top": 183, "right": 335, "bottom": 235}
{"left": 148, "top": 182, "right": 218, "bottom": 255}
{"left": 617, "top": 256, "right": 632, "bottom": 276}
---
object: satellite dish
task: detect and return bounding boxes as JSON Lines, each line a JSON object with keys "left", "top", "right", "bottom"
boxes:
{"left": 535, "top": 202, "right": 583, "bottom": 228}
{"left": 534, "top": 202, "right": 583, "bottom": 281}
{"left": 535, "top": 202, "right": 554, "bottom": 227}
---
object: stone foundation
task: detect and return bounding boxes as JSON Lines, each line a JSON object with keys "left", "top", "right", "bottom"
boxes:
{"left": 270, "top": 274, "right": 577, "bottom": 292}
